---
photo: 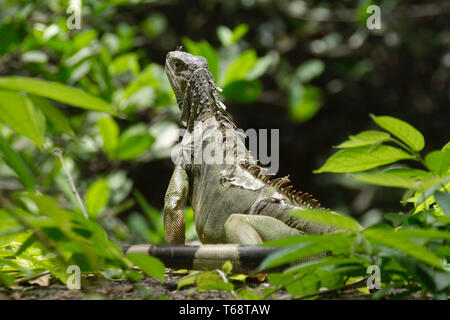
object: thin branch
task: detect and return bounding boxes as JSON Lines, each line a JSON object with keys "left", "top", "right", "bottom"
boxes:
{"left": 53, "top": 149, "right": 89, "bottom": 219}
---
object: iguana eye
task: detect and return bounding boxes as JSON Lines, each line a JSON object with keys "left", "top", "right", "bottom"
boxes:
{"left": 173, "top": 59, "right": 182, "bottom": 69}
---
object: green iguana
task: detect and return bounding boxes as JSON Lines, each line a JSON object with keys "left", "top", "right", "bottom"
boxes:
{"left": 124, "top": 50, "right": 336, "bottom": 273}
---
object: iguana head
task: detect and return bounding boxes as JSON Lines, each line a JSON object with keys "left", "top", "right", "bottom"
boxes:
{"left": 165, "top": 50, "right": 231, "bottom": 129}
{"left": 165, "top": 50, "right": 209, "bottom": 107}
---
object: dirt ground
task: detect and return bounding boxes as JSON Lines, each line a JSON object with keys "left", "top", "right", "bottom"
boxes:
{"left": 1, "top": 272, "right": 425, "bottom": 300}
{"left": 0, "top": 272, "right": 379, "bottom": 300}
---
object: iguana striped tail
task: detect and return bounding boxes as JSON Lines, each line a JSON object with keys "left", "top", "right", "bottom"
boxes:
{"left": 123, "top": 244, "right": 281, "bottom": 274}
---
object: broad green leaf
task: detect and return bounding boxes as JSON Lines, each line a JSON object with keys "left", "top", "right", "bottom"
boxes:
{"left": 0, "top": 89, "right": 45, "bottom": 147}
{"left": 85, "top": 179, "right": 110, "bottom": 218}
{"left": 246, "top": 54, "right": 273, "bottom": 80}
{"left": 284, "top": 256, "right": 368, "bottom": 275}
{"left": 288, "top": 85, "right": 322, "bottom": 123}
{"left": 0, "top": 77, "right": 116, "bottom": 115}
{"left": 222, "top": 80, "right": 262, "bottom": 103}
{"left": 371, "top": 115, "right": 425, "bottom": 152}
{"left": 314, "top": 145, "right": 414, "bottom": 173}
{"left": 289, "top": 209, "right": 362, "bottom": 233}
{"left": 260, "top": 233, "right": 354, "bottom": 270}
{"left": 383, "top": 167, "right": 430, "bottom": 178}
{"left": 223, "top": 50, "right": 257, "bottom": 85}
{"left": 97, "top": 116, "right": 119, "bottom": 154}
{"left": 126, "top": 253, "right": 165, "bottom": 282}
{"left": 351, "top": 172, "right": 418, "bottom": 189}
{"left": 434, "top": 191, "right": 450, "bottom": 215}
{"left": 110, "top": 53, "right": 140, "bottom": 76}
{"left": 363, "top": 227, "right": 443, "bottom": 268}
{"left": 425, "top": 150, "right": 450, "bottom": 177}
{"left": 335, "top": 130, "right": 390, "bottom": 148}
{"left": 0, "top": 135, "right": 35, "bottom": 189}
{"left": 29, "top": 95, "right": 74, "bottom": 136}
{"left": 116, "top": 125, "right": 154, "bottom": 160}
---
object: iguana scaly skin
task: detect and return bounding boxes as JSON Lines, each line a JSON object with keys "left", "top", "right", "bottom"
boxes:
{"left": 124, "top": 50, "right": 336, "bottom": 273}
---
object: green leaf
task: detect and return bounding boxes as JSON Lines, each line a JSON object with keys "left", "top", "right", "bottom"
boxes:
{"left": 197, "top": 272, "right": 234, "bottom": 292}
{"left": 30, "top": 95, "right": 74, "bottom": 136}
{"left": 287, "top": 273, "right": 320, "bottom": 297}
{"left": 260, "top": 233, "right": 354, "bottom": 270}
{"left": 335, "top": 130, "right": 391, "bottom": 148}
{"left": 0, "top": 89, "right": 45, "bottom": 147}
{"left": 288, "top": 85, "right": 322, "bottom": 123}
{"left": 85, "top": 179, "right": 110, "bottom": 218}
{"left": 222, "top": 80, "right": 262, "bottom": 103}
{"left": 116, "top": 125, "right": 154, "bottom": 160}
{"left": 289, "top": 209, "right": 362, "bottom": 233}
{"left": 246, "top": 54, "right": 273, "bottom": 80}
{"left": 0, "top": 135, "right": 35, "bottom": 189}
{"left": 110, "top": 53, "right": 140, "bottom": 76}
{"left": 351, "top": 172, "right": 418, "bottom": 189}
{"left": 295, "top": 59, "right": 325, "bottom": 83}
{"left": 434, "top": 191, "right": 450, "bottom": 215}
{"left": 126, "top": 253, "right": 165, "bottom": 282}
{"left": 223, "top": 50, "right": 257, "bottom": 85}
{"left": 425, "top": 150, "right": 450, "bottom": 177}
{"left": 222, "top": 260, "right": 233, "bottom": 274}
{"left": 370, "top": 115, "right": 425, "bottom": 152}
{"left": 217, "top": 26, "right": 233, "bottom": 46}
{"left": 314, "top": 145, "right": 414, "bottom": 173}
{"left": 0, "top": 77, "right": 116, "bottom": 115}
{"left": 363, "top": 227, "right": 443, "bottom": 268}
{"left": 231, "top": 24, "right": 249, "bottom": 43}
{"left": 97, "top": 116, "right": 119, "bottom": 154}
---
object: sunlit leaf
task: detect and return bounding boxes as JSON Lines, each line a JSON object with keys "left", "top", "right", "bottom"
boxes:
{"left": 224, "top": 49, "right": 257, "bottom": 85}
{"left": 86, "top": 179, "right": 110, "bottom": 218}
{"left": 0, "top": 89, "right": 45, "bottom": 147}
{"left": 0, "top": 77, "right": 116, "bottom": 115}
{"left": 289, "top": 209, "right": 362, "bottom": 233}
{"left": 371, "top": 115, "right": 425, "bottom": 152}
{"left": 425, "top": 150, "right": 450, "bottom": 177}
{"left": 315, "top": 145, "right": 414, "bottom": 173}
{"left": 335, "top": 130, "right": 390, "bottom": 148}
{"left": 97, "top": 116, "right": 119, "bottom": 154}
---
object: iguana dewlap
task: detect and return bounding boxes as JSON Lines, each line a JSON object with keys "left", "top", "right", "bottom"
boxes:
{"left": 124, "top": 50, "right": 336, "bottom": 273}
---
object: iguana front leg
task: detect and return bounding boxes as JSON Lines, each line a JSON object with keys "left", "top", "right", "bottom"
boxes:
{"left": 164, "top": 165, "right": 189, "bottom": 244}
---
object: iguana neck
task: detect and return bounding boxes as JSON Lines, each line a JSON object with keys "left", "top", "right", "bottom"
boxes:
{"left": 181, "top": 68, "right": 233, "bottom": 132}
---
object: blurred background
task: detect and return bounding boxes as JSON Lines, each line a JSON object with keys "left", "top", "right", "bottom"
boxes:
{"left": 0, "top": 0, "right": 449, "bottom": 244}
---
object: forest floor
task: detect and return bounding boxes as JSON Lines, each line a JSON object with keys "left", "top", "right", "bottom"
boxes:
{"left": 0, "top": 272, "right": 424, "bottom": 300}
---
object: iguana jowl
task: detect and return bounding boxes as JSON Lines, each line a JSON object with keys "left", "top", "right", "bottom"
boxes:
{"left": 125, "top": 50, "right": 336, "bottom": 273}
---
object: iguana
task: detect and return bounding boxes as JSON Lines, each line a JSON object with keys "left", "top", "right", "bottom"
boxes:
{"left": 124, "top": 50, "right": 336, "bottom": 273}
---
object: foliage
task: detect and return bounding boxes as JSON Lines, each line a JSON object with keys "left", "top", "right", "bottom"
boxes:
{"left": 253, "top": 116, "right": 449, "bottom": 300}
